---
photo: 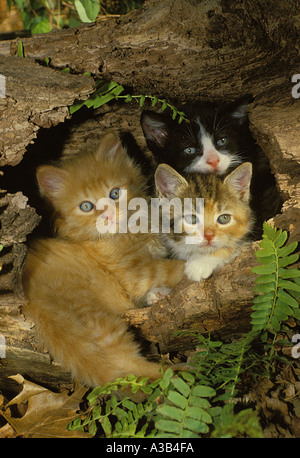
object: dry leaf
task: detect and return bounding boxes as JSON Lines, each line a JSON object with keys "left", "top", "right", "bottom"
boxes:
{"left": 0, "top": 374, "right": 91, "bottom": 438}
{"left": 0, "top": 423, "right": 16, "bottom": 438}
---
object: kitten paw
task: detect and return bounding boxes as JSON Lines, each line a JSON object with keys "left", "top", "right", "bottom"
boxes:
{"left": 146, "top": 287, "right": 172, "bottom": 306}
{"left": 184, "top": 259, "right": 213, "bottom": 282}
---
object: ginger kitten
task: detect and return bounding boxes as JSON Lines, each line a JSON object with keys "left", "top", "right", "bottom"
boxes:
{"left": 154, "top": 162, "right": 253, "bottom": 282}
{"left": 22, "top": 133, "right": 185, "bottom": 387}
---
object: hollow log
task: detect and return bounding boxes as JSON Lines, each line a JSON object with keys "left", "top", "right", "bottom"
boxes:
{"left": 0, "top": 0, "right": 299, "bottom": 391}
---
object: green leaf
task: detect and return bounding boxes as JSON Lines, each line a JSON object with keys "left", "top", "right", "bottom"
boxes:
{"left": 277, "top": 289, "right": 299, "bottom": 308}
{"left": 122, "top": 399, "right": 137, "bottom": 412}
{"left": 278, "top": 254, "right": 299, "bottom": 267}
{"left": 155, "top": 419, "right": 181, "bottom": 435}
{"left": 293, "top": 308, "right": 300, "bottom": 320}
{"left": 159, "top": 367, "right": 174, "bottom": 390}
{"left": 253, "top": 292, "right": 274, "bottom": 304}
{"left": 156, "top": 405, "right": 184, "bottom": 422}
{"left": 192, "top": 385, "right": 216, "bottom": 398}
{"left": 171, "top": 376, "right": 190, "bottom": 397}
{"left": 139, "top": 95, "right": 146, "bottom": 107}
{"left": 17, "top": 40, "right": 24, "bottom": 57}
{"left": 276, "top": 299, "right": 293, "bottom": 315}
{"left": 101, "top": 416, "right": 112, "bottom": 436}
{"left": 31, "top": 16, "right": 51, "bottom": 35}
{"left": 273, "top": 308, "right": 289, "bottom": 322}
{"left": 186, "top": 406, "right": 212, "bottom": 423}
{"left": 274, "top": 230, "right": 288, "bottom": 248}
{"left": 181, "top": 371, "right": 195, "bottom": 384}
{"left": 182, "top": 418, "right": 209, "bottom": 434}
{"left": 278, "top": 279, "right": 300, "bottom": 292}
{"left": 279, "top": 268, "right": 300, "bottom": 279}
{"left": 251, "top": 314, "right": 269, "bottom": 325}
{"left": 270, "top": 316, "right": 281, "bottom": 331}
{"left": 277, "top": 241, "right": 298, "bottom": 258}
{"left": 252, "top": 302, "right": 272, "bottom": 311}
{"left": 262, "top": 222, "right": 277, "bottom": 240}
{"left": 161, "top": 99, "right": 167, "bottom": 111}
{"left": 252, "top": 263, "right": 277, "bottom": 275}
{"left": 92, "top": 92, "right": 116, "bottom": 108}
{"left": 172, "top": 109, "right": 178, "bottom": 120}
{"left": 255, "top": 247, "right": 275, "bottom": 258}
{"left": 167, "top": 391, "right": 188, "bottom": 409}
{"left": 189, "top": 396, "right": 210, "bottom": 409}
{"left": 151, "top": 96, "right": 158, "bottom": 106}
{"left": 250, "top": 309, "right": 271, "bottom": 319}
{"left": 75, "top": 0, "right": 100, "bottom": 22}
{"left": 254, "top": 274, "right": 277, "bottom": 284}
{"left": 253, "top": 283, "right": 276, "bottom": 294}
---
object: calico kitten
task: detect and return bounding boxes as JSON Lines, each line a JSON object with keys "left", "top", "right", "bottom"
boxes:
{"left": 154, "top": 162, "right": 253, "bottom": 282}
{"left": 141, "top": 98, "right": 282, "bottom": 238}
{"left": 22, "top": 133, "right": 185, "bottom": 388}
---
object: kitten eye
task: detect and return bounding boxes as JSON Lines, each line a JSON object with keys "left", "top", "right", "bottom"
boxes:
{"left": 184, "top": 214, "right": 199, "bottom": 225}
{"left": 79, "top": 201, "right": 94, "bottom": 212}
{"left": 217, "top": 214, "right": 231, "bottom": 224}
{"left": 184, "top": 147, "right": 197, "bottom": 155}
{"left": 109, "top": 188, "right": 121, "bottom": 200}
{"left": 216, "top": 137, "right": 228, "bottom": 147}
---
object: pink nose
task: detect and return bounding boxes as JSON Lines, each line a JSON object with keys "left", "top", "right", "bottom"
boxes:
{"left": 204, "top": 230, "right": 215, "bottom": 243}
{"left": 206, "top": 153, "right": 220, "bottom": 169}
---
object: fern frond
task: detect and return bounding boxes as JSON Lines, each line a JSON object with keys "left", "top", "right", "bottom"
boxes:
{"left": 69, "top": 80, "right": 188, "bottom": 123}
{"left": 155, "top": 370, "right": 215, "bottom": 438}
{"left": 251, "top": 223, "right": 299, "bottom": 334}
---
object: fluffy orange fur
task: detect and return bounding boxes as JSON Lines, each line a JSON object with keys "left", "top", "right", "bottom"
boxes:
{"left": 22, "top": 133, "right": 185, "bottom": 387}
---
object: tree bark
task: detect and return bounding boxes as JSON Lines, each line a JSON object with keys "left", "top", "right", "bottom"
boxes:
{"left": 0, "top": 0, "right": 299, "bottom": 391}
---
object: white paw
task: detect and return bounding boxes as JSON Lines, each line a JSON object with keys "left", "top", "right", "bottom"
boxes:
{"left": 184, "top": 259, "right": 213, "bottom": 282}
{"left": 146, "top": 287, "right": 173, "bottom": 306}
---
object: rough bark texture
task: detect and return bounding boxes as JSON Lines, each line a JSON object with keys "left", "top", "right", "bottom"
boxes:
{"left": 0, "top": 0, "right": 299, "bottom": 391}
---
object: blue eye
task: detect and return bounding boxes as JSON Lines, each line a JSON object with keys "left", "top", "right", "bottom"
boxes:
{"left": 184, "top": 214, "right": 199, "bottom": 225}
{"left": 79, "top": 201, "right": 94, "bottom": 212}
{"left": 217, "top": 214, "right": 231, "bottom": 224}
{"left": 216, "top": 137, "right": 228, "bottom": 147}
{"left": 184, "top": 147, "right": 197, "bottom": 155}
{"left": 110, "top": 188, "right": 120, "bottom": 200}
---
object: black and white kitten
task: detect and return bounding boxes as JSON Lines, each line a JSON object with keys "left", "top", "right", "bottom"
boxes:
{"left": 141, "top": 98, "right": 282, "bottom": 238}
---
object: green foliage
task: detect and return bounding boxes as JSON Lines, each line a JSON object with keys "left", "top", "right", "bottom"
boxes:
{"left": 68, "top": 223, "right": 299, "bottom": 438}
{"left": 17, "top": 40, "right": 24, "bottom": 57}
{"left": 212, "top": 404, "right": 264, "bottom": 438}
{"left": 251, "top": 222, "right": 300, "bottom": 336}
{"left": 7, "top": 0, "right": 144, "bottom": 35}
{"left": 154, "top": 370, "right": 215, "bottom": 438}
{"left": 74, "top": 0, "right": 100, "bottom": 23}
{"left": 69, "top": 80, "right": 188, "bottom": 123}
{"left": 68, "top": 374, "right": 159, "bottom": 438}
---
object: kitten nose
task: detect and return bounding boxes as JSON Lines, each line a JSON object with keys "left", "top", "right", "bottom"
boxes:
{"left": 204, "top": 229, "right": 215, "bottom": 243}
{"left": 206, "top": 152, "right": 220, "bottom": 170}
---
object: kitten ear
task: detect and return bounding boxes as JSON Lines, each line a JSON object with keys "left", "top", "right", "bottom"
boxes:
{"left": 141, "top": 111, "right": 170, "bottom": 148}
{"left": 97, "top": 132, "right": 126, "bottom": 160}
{"left": 224, "top": 162, "right": 252, "bottom": 202}
{"left": 155, "top": 164, "right": 188, "bottom": 198}
{"left": 230, "top": 95, "right": 253, "bottom": 124}
{"left": 36, "top": 165, "right": 66, "bottom": 198}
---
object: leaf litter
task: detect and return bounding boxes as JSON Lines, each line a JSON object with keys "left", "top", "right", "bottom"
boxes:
{"left": 0, "top": 374, "right": 91, "bottom": 438}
